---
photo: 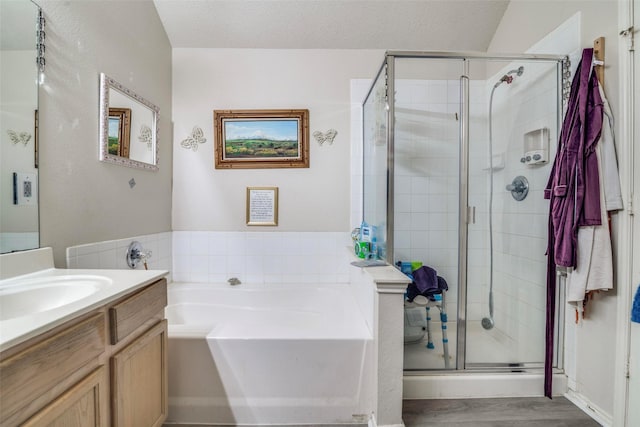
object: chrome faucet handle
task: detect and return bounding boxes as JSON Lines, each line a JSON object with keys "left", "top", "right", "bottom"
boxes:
{"left": 228, "top": 277, "right": 241, "bottom": 286}
{"left": 506, "top": 176, "right": 529, "bottom": 201}
{"left": 126, "top": 241, "right": 152, "bottom": 269}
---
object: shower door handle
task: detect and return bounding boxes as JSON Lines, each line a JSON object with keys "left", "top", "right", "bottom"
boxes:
{"left": 467, "top": 206, "right": 476, "bottom": 224}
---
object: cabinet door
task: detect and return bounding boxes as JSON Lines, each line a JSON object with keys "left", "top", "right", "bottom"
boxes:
{"left": 0, "top": 312, "right": 105, "bottom": 425}
{"left": 22, "top": 367, "right": 108, "bottom": 427}
{"left": 111, "top": 320, "right": 168, "bottom": 427}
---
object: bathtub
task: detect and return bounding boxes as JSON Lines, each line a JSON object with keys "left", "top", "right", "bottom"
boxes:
{"left": 164, "top": 282, "right": 374, "bottom": 425}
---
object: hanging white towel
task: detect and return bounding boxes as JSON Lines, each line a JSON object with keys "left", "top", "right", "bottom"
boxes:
{"left": 566, "top": 85, "right": 619, "bottom": 308}
{"left": 566, "top": 141, "right": 614, "bottom": 305}
{"left": 598, "top": 84, "right": 623, "bottom": 211}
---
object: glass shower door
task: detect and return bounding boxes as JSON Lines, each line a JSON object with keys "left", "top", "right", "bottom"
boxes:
{"left": 464, "top": 59, "right": 561, "bottom": 368}
{"left": 362, "top": 65, "right": 389, "bottom": 259}
{"left": 361, "top": 53, "right": 564, "bottom": 373}
{"left": 393, "top": 57, "right": 464, "bottom": 370}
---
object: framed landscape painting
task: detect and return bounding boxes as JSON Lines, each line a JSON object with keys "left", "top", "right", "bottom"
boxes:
{"left": 214, "top": 109, "right": 309, "bottom": 169}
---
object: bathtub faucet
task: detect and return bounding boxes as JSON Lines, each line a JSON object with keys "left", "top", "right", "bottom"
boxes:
{"left": 126, "top": 240, "right": 152, "bottom": 269}
{"left": 228, "top": 277, "right": 241, "bottom": 286}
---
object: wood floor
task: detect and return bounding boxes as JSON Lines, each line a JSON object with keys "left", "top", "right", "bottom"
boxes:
{"left": 164, "top": 397, "right": 601, "bottom": 427}
{"left": 402, "top": 397, "right": 601, "bottom": 426}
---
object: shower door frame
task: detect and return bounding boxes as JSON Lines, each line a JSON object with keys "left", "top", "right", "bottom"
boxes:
{"left": 373, "top": 51, "right": 568, "bottom": 372}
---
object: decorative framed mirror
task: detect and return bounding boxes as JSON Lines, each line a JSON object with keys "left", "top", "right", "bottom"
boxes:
{"left": 99, "top": 73, "right": 159, "bottom": 170}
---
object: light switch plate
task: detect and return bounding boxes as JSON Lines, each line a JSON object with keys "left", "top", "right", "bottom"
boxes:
{"left": 13, "top": 172, "right": 37, "bottom": 205}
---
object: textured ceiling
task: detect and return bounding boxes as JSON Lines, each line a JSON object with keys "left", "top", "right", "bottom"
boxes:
{"left": 153, "top": 0, "right": 510, "bottom": 50}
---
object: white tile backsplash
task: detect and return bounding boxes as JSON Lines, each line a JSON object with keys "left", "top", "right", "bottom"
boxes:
{"left": 64, "top": 231, "right": 347, "bottom": 285}
{"left": 66, "top": 232, "right": 173, "bottom": 281}
{"left": 172, "top": 231, "right": 351, "bottom": 285}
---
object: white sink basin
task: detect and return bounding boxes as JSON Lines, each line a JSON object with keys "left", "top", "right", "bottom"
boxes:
{"left": 0, "top": 275, "right": 113, "bottom": 321}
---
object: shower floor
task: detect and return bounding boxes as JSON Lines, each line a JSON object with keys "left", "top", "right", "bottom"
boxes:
{"left": 404, "top": 321, "right": 527, "bottom": 370}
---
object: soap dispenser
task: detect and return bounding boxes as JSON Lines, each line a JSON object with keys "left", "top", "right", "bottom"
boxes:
{"left": 521, "top": 128, "right": 549, "bottom": 165}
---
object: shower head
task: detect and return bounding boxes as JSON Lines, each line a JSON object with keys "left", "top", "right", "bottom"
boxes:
{"left": 507, "top": 66, "right": 525, "bottom": 77}
{"left": 493, "top": 65, "right": 524, "bottom": 88}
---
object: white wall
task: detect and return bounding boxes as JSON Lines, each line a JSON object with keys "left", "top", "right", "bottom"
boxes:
{"left": 489, "top": 0, "right": 620, "bottom": 421}
{"left": 38, "top": 0, "right": 172, "bottom": 267}
{"left": 628, "top": 2, "right": 640, "bottom": 423}
{"left": 489, "top": 1, "right": 619, "bottom": 110}
{"left": 172, "top": 49, "right": 381, "bottom": 232}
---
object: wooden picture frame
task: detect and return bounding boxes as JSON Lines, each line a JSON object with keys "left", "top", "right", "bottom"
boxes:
{"left": 246, "top": 187, "right": 278, "bottom": 226}
{"left": 214, "top": 109, "right": 309, "bottom": 169}
{"left": 108, "top": 107, "right": 132, "bottom": 158}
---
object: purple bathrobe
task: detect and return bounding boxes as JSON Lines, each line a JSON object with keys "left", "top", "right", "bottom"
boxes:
{"left": 543, "top": 48, "right": 604, "bottom": 398}
{"left": 545, "top": 48, "right": 603, "bottom": 268}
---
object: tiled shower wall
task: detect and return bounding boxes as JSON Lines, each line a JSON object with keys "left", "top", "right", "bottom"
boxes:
{"left": 478, "top": 15, "right": 580, "bottom": 363}
{"left": 393, "top": 79, "right": 463, "bottom": 307}
{"left": 353, "top": 56, "right": 569, "bottom": 366}
{"left": 482, "top": 62, "right": 559, "bottom": 362}
{"left": 390, "top": 70, "right": 558, "bottom": 363}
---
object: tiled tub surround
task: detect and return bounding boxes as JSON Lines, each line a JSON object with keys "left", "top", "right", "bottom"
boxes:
{"left": 66, "top": 232, "right": 172, "bottom": 279}
{"left": 65, "top": 231, "right": 348, "bottom": 285}
{"left": 172, "top": 231, "right": 352, "bottom": 285}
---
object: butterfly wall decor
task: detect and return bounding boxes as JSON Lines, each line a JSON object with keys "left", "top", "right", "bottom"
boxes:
{"left": 180, "top": 126, "right": 207, "bottom": 151}
{"left": 138, "top": 124, "right": 153, "bottom": 150}
{"left": 7, "top": 130, "right": 32, "bottom": 146}
{"left": 312, "top": 129, "right": 337, "bottom": 146}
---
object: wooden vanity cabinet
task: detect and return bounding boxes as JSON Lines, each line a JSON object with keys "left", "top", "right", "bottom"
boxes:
{"left": 21, "top": 367, "right": 109, "bottom": 427}
{"left": 109, "top": 280, "right": 168, "bottom": 427}
{"left": 111, "top": 321, "right": 167, "bottom": 427}
{"left": 0, "top": 278, "right": 168, "bottom": 427}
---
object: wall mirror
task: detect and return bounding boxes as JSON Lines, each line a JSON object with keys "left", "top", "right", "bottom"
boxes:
{"left": 99, "top": 73, "right": 159, "bottom": 170}
{"left": 1, "top": 0, "right": 40, "bottom": 253}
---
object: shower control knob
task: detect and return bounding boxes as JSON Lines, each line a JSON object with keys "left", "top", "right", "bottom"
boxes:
{"left": 533, "top": 154, "right": 541, "bottom": 161}
{"left": 520, "top": 157, "right": 526, "bottom": 163}
{"left": 506, "top": 176, "right": 529, "bottom": 201}
{"left": 526, "top": 155, "right": 532, "bottom": 162}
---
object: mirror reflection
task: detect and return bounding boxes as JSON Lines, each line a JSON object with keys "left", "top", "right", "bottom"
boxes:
{"left": 1, "top": 0, "right": 39, "bottom": 254}
{"left": 108, "top": 107, "right": 131, "bottom": 157}
{"left": 99, "top": 73, "right": 159, "bottom": 170}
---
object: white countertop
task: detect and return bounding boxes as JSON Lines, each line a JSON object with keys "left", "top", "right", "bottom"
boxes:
{"left": 346, "top": 246, "right": 411, "bottom": 291}
{"left": 0, "top": 268, "right": 168, "bottom": 352}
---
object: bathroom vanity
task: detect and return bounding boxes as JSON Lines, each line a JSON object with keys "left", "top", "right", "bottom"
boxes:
{"left": 0, "top": 249, "right": 168, "bottom": 427}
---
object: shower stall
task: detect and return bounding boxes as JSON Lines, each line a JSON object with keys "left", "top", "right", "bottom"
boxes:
{"left": 362, "top": 52, "right": 570, "bottom": 374}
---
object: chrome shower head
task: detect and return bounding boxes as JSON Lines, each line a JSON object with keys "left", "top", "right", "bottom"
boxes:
{"left": 507, "top": 66, "right": 525, "bottom": 77}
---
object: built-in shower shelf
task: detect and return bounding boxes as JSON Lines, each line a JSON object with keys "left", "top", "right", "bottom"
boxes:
{"left": 483, "top": 152, "right": 505, "bottom": 171}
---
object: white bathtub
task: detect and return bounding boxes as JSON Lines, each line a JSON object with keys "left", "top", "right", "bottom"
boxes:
{"left": 164, "top": 282, "right": 374, "bottom": 425}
